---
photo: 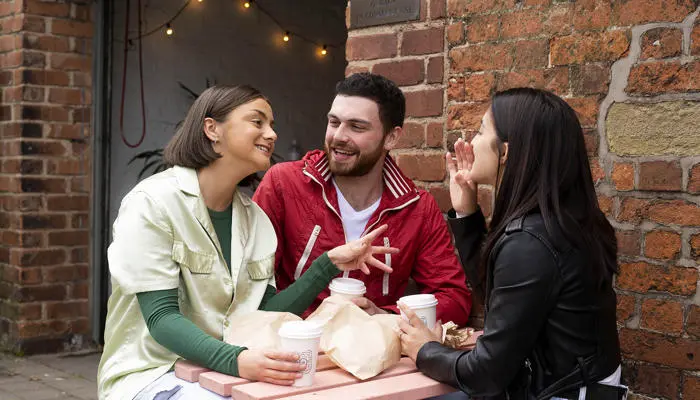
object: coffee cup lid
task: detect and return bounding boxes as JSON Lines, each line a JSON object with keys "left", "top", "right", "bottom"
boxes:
{"left": 399, "top": 294, "right": 438, "bottom": 308}
{"left": 278, "top": 321, "right": 323, "bottom": 339}
{"left": 329, "top": 278, "right": 366, "bottom": 295}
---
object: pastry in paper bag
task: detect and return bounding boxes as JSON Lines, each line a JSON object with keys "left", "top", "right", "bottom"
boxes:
{"left": 223, "top": 310, "right": 301, "bottom": 349}
{"left": 306, "top": 296, "right": 401, "bottom": 380}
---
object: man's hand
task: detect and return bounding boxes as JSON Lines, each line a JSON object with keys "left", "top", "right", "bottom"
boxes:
{"left": 351, "top": 297, "right": 388, "bottom": 315}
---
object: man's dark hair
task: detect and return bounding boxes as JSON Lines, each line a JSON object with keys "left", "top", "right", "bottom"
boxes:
{"left": 335, "top": 73, "right": 405, "bottom": 134}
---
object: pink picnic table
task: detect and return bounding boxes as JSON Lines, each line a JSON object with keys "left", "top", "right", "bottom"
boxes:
{"left": 175, "top": 353, "right": 461, "bottom": 399}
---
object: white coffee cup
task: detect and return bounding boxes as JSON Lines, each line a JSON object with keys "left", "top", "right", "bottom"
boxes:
{"left": 398, "top": 294, "right": 439, "bottom": 329}
{"left": 278, "top": 321, "right": 323, "bottom": 387}
{"left": 328, "top": 277, "right": 366, "bottom": 300}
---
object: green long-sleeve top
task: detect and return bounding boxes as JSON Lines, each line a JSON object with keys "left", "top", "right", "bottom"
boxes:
{"left": 136, "top": 205, "right": 340, "bottom": 377}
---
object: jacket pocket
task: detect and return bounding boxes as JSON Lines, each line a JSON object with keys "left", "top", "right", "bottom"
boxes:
{"left": 172, "top": 241, "right": 215, "bottom": 274}
{"left": 247, "top": 253, "right": 274, "bottom": 280}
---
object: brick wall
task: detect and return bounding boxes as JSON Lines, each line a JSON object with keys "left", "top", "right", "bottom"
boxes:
{"left": 0, "top": 0, "right": 93, "bottom": 355}
{"left": 346, "top": 0, "right": 700, "bottom": 398}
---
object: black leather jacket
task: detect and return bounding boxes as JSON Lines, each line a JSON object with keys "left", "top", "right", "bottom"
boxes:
{"left": 416, "top": 210, "right": 621, "bottom": 399}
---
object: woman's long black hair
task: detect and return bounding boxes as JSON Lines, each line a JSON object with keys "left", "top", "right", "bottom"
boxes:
{"left": 482, "top": 88, "right": 618, "bottom": 290}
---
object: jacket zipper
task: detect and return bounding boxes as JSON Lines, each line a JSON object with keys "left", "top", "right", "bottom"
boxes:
{"left": 382, "top": 237, "right": 391, "bottom": 296}
{"left": 294, "top": 225, "right": 321, "bottom": 280}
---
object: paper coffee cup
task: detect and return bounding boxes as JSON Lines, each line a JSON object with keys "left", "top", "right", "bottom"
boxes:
{"left": 278, "top": 321, "right": 323, "bottom": 387}
{"left": 328, "top": 277, "right": 366, "bottom": 300}
{"left": 398, "top": 294, "right": 439, "bottom": 329}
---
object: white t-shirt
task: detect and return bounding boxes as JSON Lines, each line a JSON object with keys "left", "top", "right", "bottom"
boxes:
{"left": 333, "top": 180, "right": 381, "bottom": 242}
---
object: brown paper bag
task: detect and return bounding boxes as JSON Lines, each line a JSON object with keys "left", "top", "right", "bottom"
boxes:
{"left": 306, "top": 296, "right": 402, "bottom": 380}
{"left": 223, "top": 310, "right": 302, "bottom": 349}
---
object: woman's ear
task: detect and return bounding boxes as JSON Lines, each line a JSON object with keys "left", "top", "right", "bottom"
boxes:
{"left": 203, "top": 117, "right": 219, "bottom": 143}
{"left": 500, "top": 142, "right": 509, "bottom": 165}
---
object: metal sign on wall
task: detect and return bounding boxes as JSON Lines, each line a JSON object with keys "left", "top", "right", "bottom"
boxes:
{"left": 351, "top": 0, "right": 421, "bottom": 29}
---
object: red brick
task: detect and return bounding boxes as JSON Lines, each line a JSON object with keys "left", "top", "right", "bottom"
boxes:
{"left": 447, "top": 102, "right": 489, "bottom": 131}
{"left": 18, "top": 268, "right": 42, "bottom": 285}
{"left": 590, "top": 158, "right": 604, "bottom": 184}
{"left": 20, "top": 177, "right": 67, "bottom": 193}
{"left": 641, "top": 299, "right": 684, "bottom": 334}
{"left": 46, "top": 124, "right": 84, "bottom": 140}
{"left": 566, "top": 97, "right": 599, "bottom": 127}
{"left": 0, "top": 50, "right": 22, "bottom": 68}
{"left": 446, "top": 22, "right": 464, "bottom": 45}
{"left": 617, "top": 197, "right": 650, "bottom": 224}
{"left": 571, "top": 64, "right": 611, "bottom": 95}
{"left": 501, "top": 9, "right": 543, "bottom": 39}
{"left": 0, "top": 35, "right": 18, "bottom": 52}
{"left": 449, "top": 43, "right": 513, "bottom": 72}
{"left": 426, "top": 56, "right": 443, "bottom": 84}
{"left": 627, "top": 60, "right": 700, "bottom": 95}
{"left": 43, "top": 265, "right": 88, "bottom": 284}
{"left": 619, "top": 328, "right": 699, "bottom": 369}
{"left": 17, "top": 320, "right": 68, "bottom": 339}
{"left": 50, "top": 53, "right": 91, "bottom": 71}
{"left": 11, "top": 248, "right": 66, "bottom": 267}
{"left": 372, "top": 60, "right": 424, "bottom": 86}
{"left": 634, "top": 364, "right": 681, "bottom": 399}
{"left": 497, "top": 69, "right": 544, "bottom": 91}
{"left": 71, "top": 213, "right": 89, "bottom": 229}
{"left": 544, "top": 4, "right": 572, "bottom": 35}
{"left": 395, "top": 122, "right": 424, "bottom": 149}
{"left": 692, "top": 24, "right": 700, "bottom": 56}
{"left": 401, "top": 27, "right": 444, "bottom": 56}
{"left": 405, "top": 89, "right": 443, "bottom": 117}
{"left": 426, "top": 122, "right": 443, "bottom": 147}
{"left": 346, "top": 34, "right": 397, "bottom": 61}
{"left": 612, "top": 162, "right": 634, "bottom": 191}
{"left": 616, "top": 229, "right": 640, "bottom": 257}
{"left": 512, "top": 40, "right": 548, "bottom": 69}
{"left": 71, "top": 281, "right": 89, "bottom": 299}
{"left": 70, "top": 176, "right": 90, "bottom": 193}
{"left": 70, "top": 248, "right": 88, "bottom": 264}
{"left": 638, "top": 161, "right": 682, "bottom": 191}
{"left": 447, "top": 77, "right": 465, "bottom": 101}
{"left": 447, "top": 0, "right": 516, "bottom": 15}
{"left": 45, "top": 300, "right": 88, "bottom": 319}
{"left": 16, "top": 284, "right": 67, "bottom": 302}
{"left": 597, "top": 194, "right": 613, "bottom": 215}
{"left": 689, "top": 163, "right": 700, "bottom": 194}
{"left": 616, "top": 293, "right": 635, "bottom": 323}
{"left": 429, "top": 0, "right": 446, "bottom": 19}
{"left": 46, "top": 159, "right": 86, "bottom": 176}
{"left": 22, "top": 34, "right": 70, "bottom": 52}
{"left": 692, "top": 234, "right": 700, "bottom": 260}
{"left": 20, "top": 69, "right": 70, "bottom": 86}
{"left": 51, "top": 19, "right": 93, "bottom": 37}
{"left": 396, "top": 153, "right": 446, "bottom": 181}
{"left": 684, "top": 374, "right": 700, "bottom": 400}
{"left": 641, "top": 28, "right": 683, "bottom": 60}
{"left": 688, "top": 305, "right": 700, "bottom": 338}
{"left": 617, "top": 262, "right": 697, "bottom": 295}
{"left": 47, "top": 87, "right": 82, "bottom": 106}
{"left": 18, "top": 303, "right": 42, "bottom": 321}
{"left": 48, "top": 230, "right": 88, "bottom": 246}
{"left": 648, "top": 200, "right": 700, "bottom": 226}
{"left": 574, "top": 0, "right": 612, "bottom": 30}
{"left": 72, "top": 71, "right": 92, "bottom": 87}
{"left": 345, "top": 65, "right": 368, "bottom": 77}
{"left": 428, "top": 185, "right": 451, "bottom": 212}
{"left": 46, "top": 195, "right": 89, "bottom": 212}
{"left": 550, "top": 31, "right": 629, "bottom": 66}
{"left": 464, "top": 73, "right": 495, "bottom": 101}
{"left": 612, "top": 0, "right": 697, "bottom": 25}
{"left": 23, "top": 0, "right": 70, "bottom": 17}
{"left": 70, "top": 318, "right": 90, "bottom": 334}
{"left": 644, "top": 230, "right": 681, "bottom": 260}
{"left": 465, "top": 14, "right": 499, "bottom": 43}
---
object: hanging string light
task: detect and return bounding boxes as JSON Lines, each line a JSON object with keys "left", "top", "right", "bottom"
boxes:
{"left": 321, "top": 45, "right": 327, "bottom": 56}
{"left": 165, "top": 23, "right": 173, "bottom": 36}
{"left": 283, "top": 31, "right": 290, "bottom": 42}
{"left": 244, "top": 1, "right": 251, "bottom": 9}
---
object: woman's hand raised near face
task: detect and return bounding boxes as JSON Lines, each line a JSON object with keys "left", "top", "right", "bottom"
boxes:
{"left": 447, "top": 138, "right": 479, "bottom": 216}
{"left": 327, "top": 225, "right": 397, "bottom": 274}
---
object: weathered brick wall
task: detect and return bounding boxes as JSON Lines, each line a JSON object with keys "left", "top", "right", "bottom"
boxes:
{"left": 0, "top": 0, "right": 93, "bottom": 354}
{"left": 347, "top": 1, "right": 699, "bottom": 398}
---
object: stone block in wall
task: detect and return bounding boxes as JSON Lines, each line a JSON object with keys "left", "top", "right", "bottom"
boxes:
{"left": 627, "top": 61, "right": 700, "bottom": 95}
{"left": 606, "top": 101, "right": 700, "bottom": 156}
{"left": 640, "top": 28, "right": 682, "bottom": 59}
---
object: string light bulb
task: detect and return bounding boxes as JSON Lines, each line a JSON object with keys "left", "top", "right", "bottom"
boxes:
{"left": 198, "top": 0, "right": 203, "bottom": 2}
{"left": 244, "top": 1, "right": 251, "bottom": 8}
{"left": 165, "top": 23, "right": 173, "bottom": 36}
{"left": 321, "top": 45, "right": 327, "bottom": 55}
{"left": 283, "top": 32, "right": 290, "bottom": 42}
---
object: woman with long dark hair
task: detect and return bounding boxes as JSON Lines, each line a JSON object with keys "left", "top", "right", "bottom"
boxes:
{"left": 398, "top": 88, "right": 625, "bottom": 399}
{"left": 97, "top": 85, "right": 397, "bottom": 400}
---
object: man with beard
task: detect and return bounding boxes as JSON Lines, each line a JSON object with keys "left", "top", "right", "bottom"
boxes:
{"left": 253, "top": 73, "right": 472, "bottom": 325}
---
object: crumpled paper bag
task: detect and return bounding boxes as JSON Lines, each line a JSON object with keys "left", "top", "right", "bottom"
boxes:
{"left": 442, "top": 321, "right": 479, "bottom": 350}
{"left": 224, "top": 310, "right": 301, "bottom": 349}
{"left": 306, "top": 296, "right": 402, "bottom": 380}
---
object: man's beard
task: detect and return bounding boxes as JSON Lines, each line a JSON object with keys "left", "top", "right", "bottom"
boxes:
{"left": 325, "top": 139, "right": 385, "bottom": 177}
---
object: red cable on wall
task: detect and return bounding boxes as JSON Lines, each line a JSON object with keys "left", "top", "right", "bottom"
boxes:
{"left": 118, "top": 0, "right": 147, "bottom": 149}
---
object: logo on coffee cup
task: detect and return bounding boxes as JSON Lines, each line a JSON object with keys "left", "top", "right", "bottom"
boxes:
{"left": 296, "top": 350, "right": 313, "bottom": 374}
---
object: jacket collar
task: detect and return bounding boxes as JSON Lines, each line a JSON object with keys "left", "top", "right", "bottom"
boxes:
{"left": 302, "top": 150, "right": 418, "bottom": 203}
{"left": 173, "top": 165, "right": 252, "bottom": 207}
